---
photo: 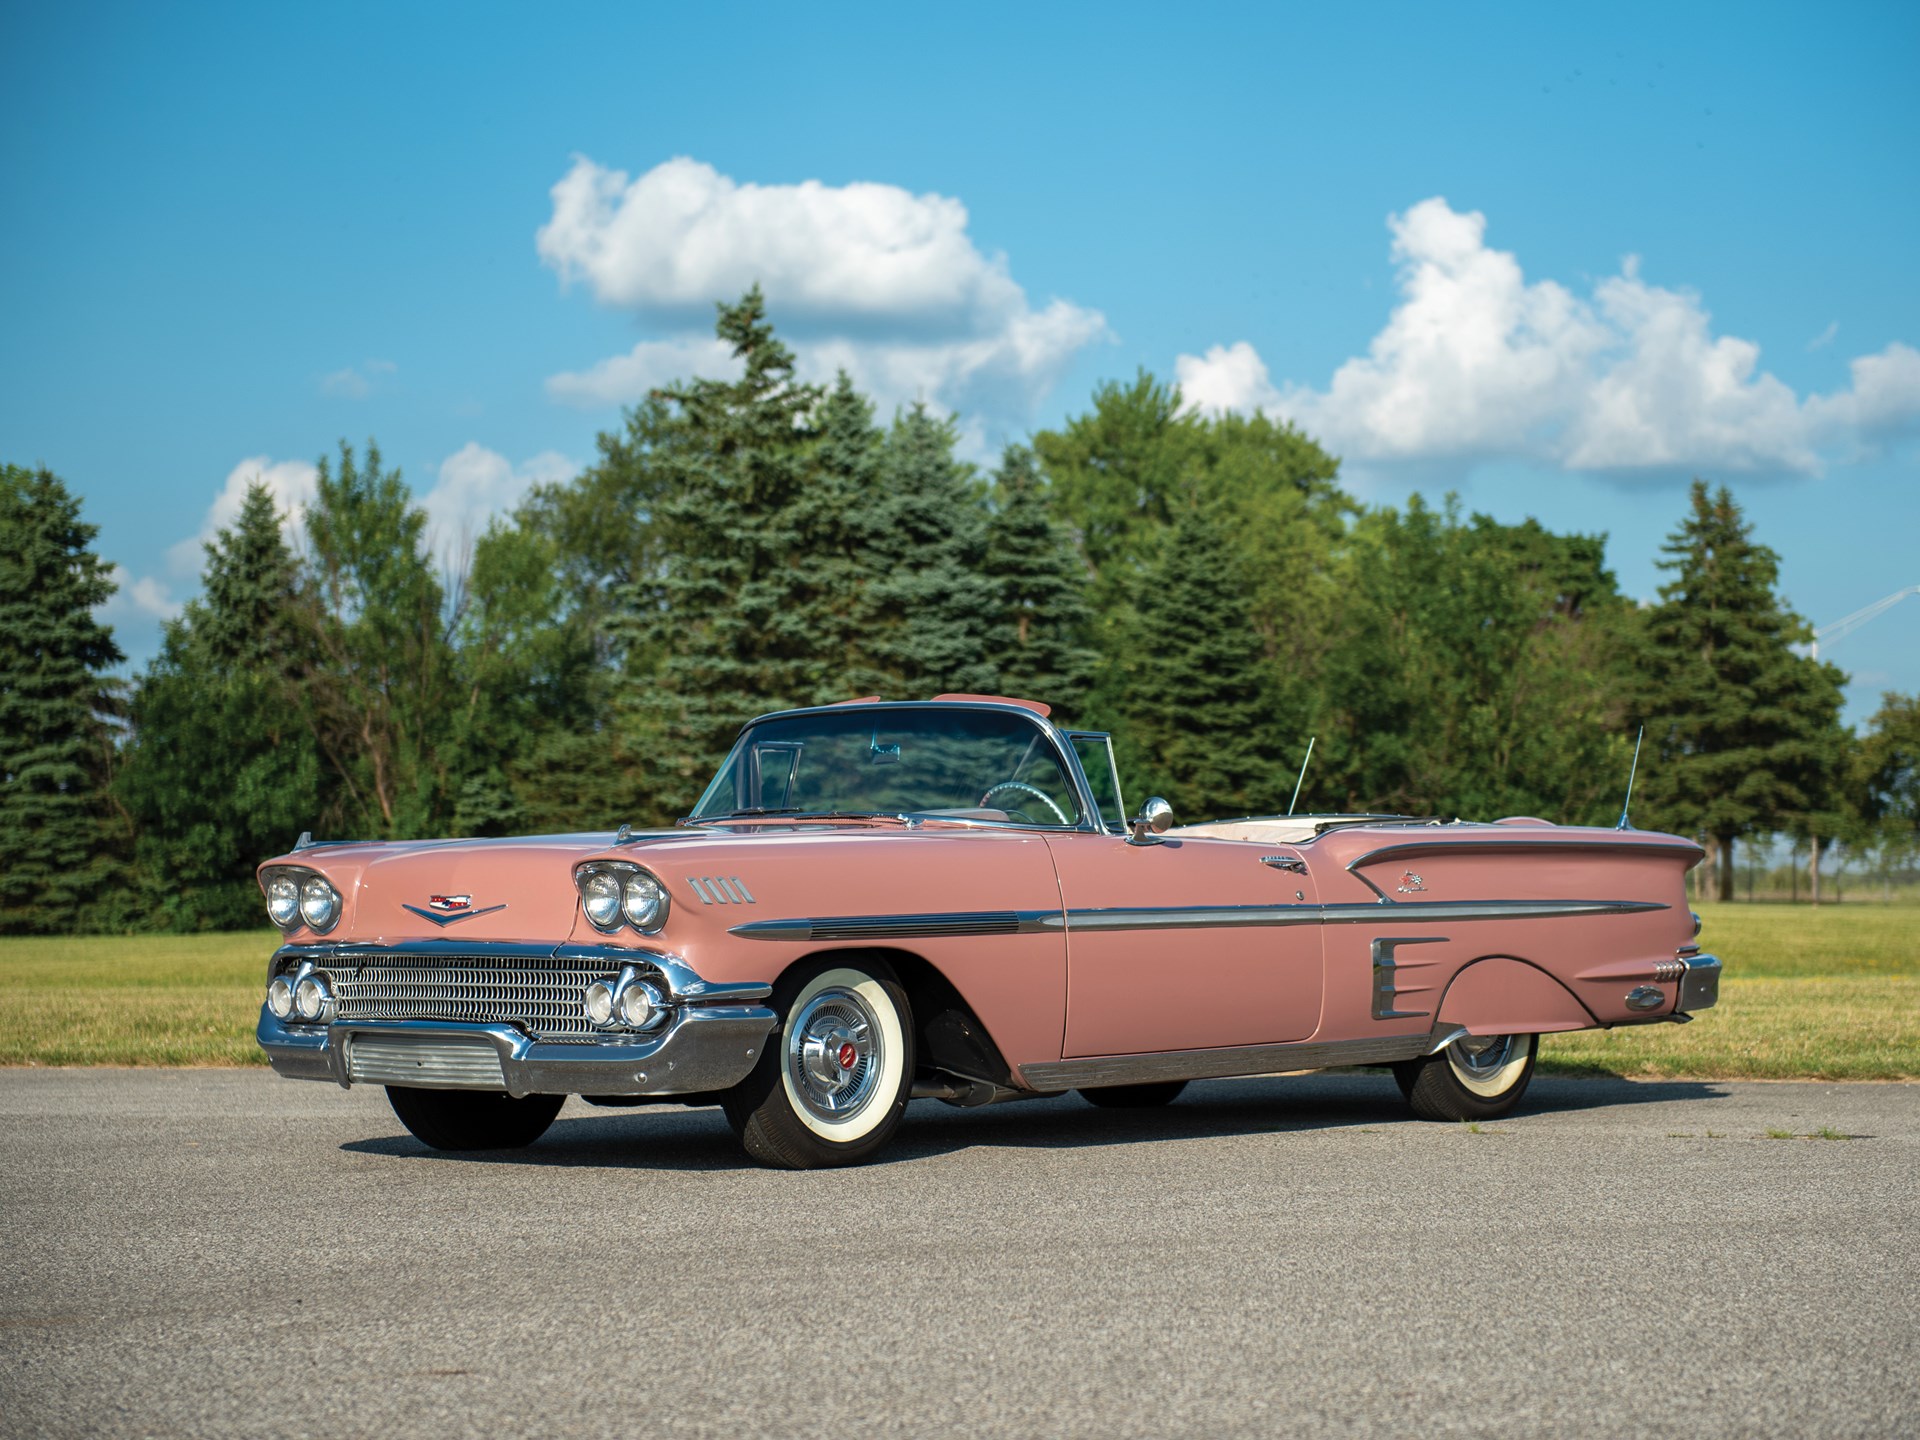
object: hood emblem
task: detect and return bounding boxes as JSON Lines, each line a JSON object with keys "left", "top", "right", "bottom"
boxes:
{"left": 402, "top": 895, "right": 508, "bottom": 927}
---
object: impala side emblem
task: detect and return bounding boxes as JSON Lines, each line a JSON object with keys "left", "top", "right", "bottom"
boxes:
{"left": 401, "top": 894, "right": 508, "bottom": 927}
{"left": 689, "top": 877, "right": 756, "bottom": 905}
{"left": 1396, "top": 872, "right": 1427, "bottom": 894}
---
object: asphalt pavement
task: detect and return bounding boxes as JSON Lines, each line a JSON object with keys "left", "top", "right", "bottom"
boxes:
{"left": 2, "top": 1067, "right": 1915, "bottom": 1439}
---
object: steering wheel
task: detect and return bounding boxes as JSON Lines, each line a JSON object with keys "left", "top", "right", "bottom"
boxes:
{"left": 978, "top": 779, "right": 1071, "bottom": 825}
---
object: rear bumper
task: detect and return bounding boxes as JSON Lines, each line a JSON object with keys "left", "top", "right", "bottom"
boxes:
{"left": 257, "top": 1004, "right": 777, "bottom": 1098}
{"left": 1678, "top": 952, "right": 1722, "bottom": 1013}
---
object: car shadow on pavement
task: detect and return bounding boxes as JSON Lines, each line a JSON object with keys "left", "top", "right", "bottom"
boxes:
{"left": 338, "top": 1072, "right": 1731, "bottom": 1171}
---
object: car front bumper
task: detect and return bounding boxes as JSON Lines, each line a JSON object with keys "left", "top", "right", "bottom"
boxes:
{"left": 258, "top": 1003, "right": 778, "bottom": 1098}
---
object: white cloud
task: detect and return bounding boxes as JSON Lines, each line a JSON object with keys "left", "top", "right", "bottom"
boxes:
{"left": 99, "top": 565, "right": 181, "bottom": 623}
{"left": 165, "top": 456, "right": 319, "bottom": 578}
{"left": 546, "top": 337, "right": 740, "bottom": 408}
{"left": 422, "top": 444, "right": 578, "bottom": 570}
{"left": 1809, "top": 321, "right": 1839, "bottom": 351}
{"left": 538, "top": 155, "right": 1109, "bottom": 447}
{"left": 319, "top": 359, "right": 395, "bottom": 399}
{"left": 1176, "top": 197, "right": 1920, "bottom": 478}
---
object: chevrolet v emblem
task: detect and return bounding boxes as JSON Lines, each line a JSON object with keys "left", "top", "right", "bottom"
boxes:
{"left": 402, "top": 896, "right": 508, "bottom": 927}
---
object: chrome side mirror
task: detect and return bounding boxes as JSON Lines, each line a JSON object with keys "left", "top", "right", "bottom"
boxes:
{"left": 1128, "top": 796, "right": 1174, "bottom": 846}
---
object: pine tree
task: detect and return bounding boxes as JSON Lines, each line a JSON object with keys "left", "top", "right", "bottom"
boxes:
{"left": 119, "top": 483, "right": 322, "bottom": 928}
{"left": 802, "top": 374, "right": 890, "bottom": 698}
{"left": 981, "top": 445, "right": 1094, "bottom": 715}
{"left": 1634, "top": 481, "right": 1847, "bottom": 900}
{"left": 1120, "top": 500, "right": 1282, "bottom": 821}
{"left": 608, "top": 290, "right": 831, "bottom": 806}
{"left": 856, "top": 404, "right": 1000, "bottom": 697}
{"left": 0, "top": 465, "right": 125, "bottom": 933}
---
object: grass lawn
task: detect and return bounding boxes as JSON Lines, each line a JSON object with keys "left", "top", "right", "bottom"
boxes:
{"left": 1, "top": 903, "right": 1914, "bottom": 1077}
{"left": 1539, "top": 902, "right": 1918, "bottom": 1080}
{"left": 0, "top": 931, "right": 275, "bottom": 1066}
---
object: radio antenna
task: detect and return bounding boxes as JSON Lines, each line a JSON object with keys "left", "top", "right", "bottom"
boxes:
{"left": 1287, "top": 736, "right": 1316, "bottom": 816}
{"left": 1615, "top": 727, "right": 1645, "bottom": 831}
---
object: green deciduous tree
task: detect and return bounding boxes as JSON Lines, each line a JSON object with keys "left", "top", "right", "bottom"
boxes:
{"left": 1633, "top": 481, "right": 1848, "bottom": 900}
{"left": 0, "top": 465, "right": 126, "bottom": 933}
{"left": 300, "top": 441, "right": 458, "bottom": 837}
{"left": 119, "top": 482, "right": 321, "bottom": 928}
{"left": 1854, "top": 691, "right": 1920, "bottom": 886}
{"left": 1316, "top": 499, "right": 1637, "bottom": 822}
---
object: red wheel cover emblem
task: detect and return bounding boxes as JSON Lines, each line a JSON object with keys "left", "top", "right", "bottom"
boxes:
{"left": 837, "top": 1041, "right": 858, "bottom": 1070}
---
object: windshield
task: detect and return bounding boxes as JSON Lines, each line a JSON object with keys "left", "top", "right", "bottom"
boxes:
{"left": 690, "top": 707, "right": 1084, "bottom": 827}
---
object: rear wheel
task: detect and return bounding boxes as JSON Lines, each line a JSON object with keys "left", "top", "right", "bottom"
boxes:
{"left": 723, "top": 960, "right": 914, "bottom": 1169}
{"left": 385, "top": 1087, "right": 565, "bottom": 1151}
{"left": 1079, "top": 1081, "right": 1188, "bottom": 1108}
{"left": 1393, "top": 1033, "right": 1538, "bottom": 1121}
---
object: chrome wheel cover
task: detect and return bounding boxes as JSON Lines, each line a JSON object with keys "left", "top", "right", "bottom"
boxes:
{"left": 1449, "top": 1033, "right": 1517, "bottom": 1080}
{"left": 1444, "top": 1032, "right": 1533, "bottom": 1097}
{"left": 785, "top": 987, "right": 884, "bottom": 1123}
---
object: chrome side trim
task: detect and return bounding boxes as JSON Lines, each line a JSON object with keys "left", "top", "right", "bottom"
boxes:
{"left": 727, "top": 910, "right": 1060, "bottom": 942}
{"left": 1021, "top": 1029, "right": 1454, "bottom": 1092}
{"left": 728, "top": 898, "right": 1666, "bottom": 941}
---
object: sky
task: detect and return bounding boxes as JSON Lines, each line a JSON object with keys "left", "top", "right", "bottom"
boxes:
{"left": 3, "top": 1, "right": 1916, "bottom": 725}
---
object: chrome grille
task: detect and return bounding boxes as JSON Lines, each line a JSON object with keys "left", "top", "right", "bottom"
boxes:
{"left": 319, "top": 954, "right": 622, "bottom": 1038}
{"left": 347, "top": 1034, "right": 506, "bottom": 1089}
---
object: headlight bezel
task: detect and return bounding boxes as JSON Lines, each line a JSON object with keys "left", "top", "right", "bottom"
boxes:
{"left": 260, "top": 865, "right": 342, "bottom": 935}
{"left": 574, "top": 860, "right": 670, "bottom": 935}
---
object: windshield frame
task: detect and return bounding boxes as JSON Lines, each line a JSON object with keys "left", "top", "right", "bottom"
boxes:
{"left": 686, "top": 700, "right": 1106, "bottom": 833}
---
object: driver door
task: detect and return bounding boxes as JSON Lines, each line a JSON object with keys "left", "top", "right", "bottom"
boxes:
{"left": 1044, "top": 831, "right": 1325, "bottom": 1057}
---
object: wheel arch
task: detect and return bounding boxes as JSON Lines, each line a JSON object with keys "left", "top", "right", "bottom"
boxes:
{"left": 771, "top": 946, "right": 1016, "bottom": 1088}
{"left": 1435, "top": 954, "right": 1597, "bottom": 1035}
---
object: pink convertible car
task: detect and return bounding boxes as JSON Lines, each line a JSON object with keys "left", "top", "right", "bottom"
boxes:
{"left": 256, "top": 696, "right": 1720, "bottom": 1168}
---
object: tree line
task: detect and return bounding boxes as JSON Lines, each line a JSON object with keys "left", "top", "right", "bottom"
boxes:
{"left": 3, "top": 290, "right": 1916, "bottom": 933}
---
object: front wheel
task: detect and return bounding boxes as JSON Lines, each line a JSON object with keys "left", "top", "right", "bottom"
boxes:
{"left": 386, "top": 1087, "right": 565, "bottom": 1151}
{"left": 1392, "top": 1033, "right": 1538, "bottom": 1121}
{"left": 723, "top": 960, "right": 914, "bottom": 1169}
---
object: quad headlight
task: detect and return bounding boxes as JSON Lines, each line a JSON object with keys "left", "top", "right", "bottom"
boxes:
{"left": 266, "top": 964, "right": 333, "bottom": 1024}
{"left": 581, "top": 871, "right": 623, "bottom": 930}
{"left": 293, "top": 973, "right": 333, "bottom": 1022}
{"left": 261, "top": 866, "right": 341, "bottom": 935}
{"left": 622, "top": 872, "right": 668, "bottom": 931}
{"left": 582, "top": 970, "right": 669, "bottom": 1033}
{"left": 266, "top": 875, "right": 300, "bottom": 929}
{"left": 574, "top": 862, "right": 670, "bottom": 935}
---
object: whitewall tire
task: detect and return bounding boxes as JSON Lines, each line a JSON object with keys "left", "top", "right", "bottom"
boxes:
{"left": 724, "top": 959, "right": 914, "bottom": 1168}
{"left": 1393, "top": 1033, "right": 1538, "bottom": 1121}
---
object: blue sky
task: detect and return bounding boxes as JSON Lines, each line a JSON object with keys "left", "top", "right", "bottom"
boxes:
{"left": 3, "top": 1, "right": 1916, "bottom": 723}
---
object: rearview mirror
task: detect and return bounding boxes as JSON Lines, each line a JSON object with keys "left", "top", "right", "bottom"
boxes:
{"left": 1128, "top": 796, "right": 1174, "bottom": 846}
